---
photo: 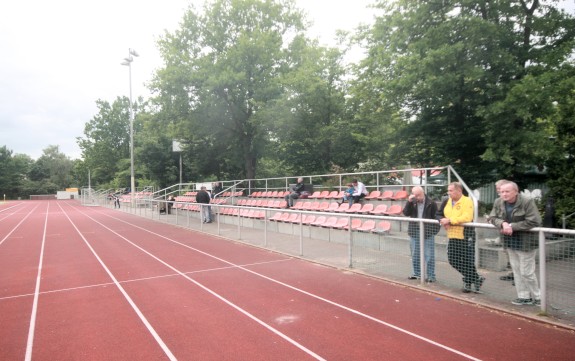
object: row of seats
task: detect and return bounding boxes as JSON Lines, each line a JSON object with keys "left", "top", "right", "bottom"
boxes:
{"left": 217, "top": 208, "right": 392, "bottom": 233}
{"left": 236, "top": 199, "right": 403, "bottom": 216}
{"left": 248, "top": 189, "right": 408, "bottom": 201}
{"left": 173, "top": 196, "right": 227, "bottom": 206}
{"left": 307, "top": 189, "right": 408, "bottom": 201}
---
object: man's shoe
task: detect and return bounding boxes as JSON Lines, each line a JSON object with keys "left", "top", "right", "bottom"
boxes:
{"left": 426, "top": 278, "right": 436, "bottom": 283}
{"left": 408, "top": 275, "right": 419, "bottom": 280}
{"left": 462, "top": 283, "right": 472, "bottom": 293}
{"left": 511, "top": 298, "right": 533, "bottom": 305}
{"left": 474, "top": 276, "right": 485, "bottom": 292}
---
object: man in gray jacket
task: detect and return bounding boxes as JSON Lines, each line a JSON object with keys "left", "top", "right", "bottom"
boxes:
{"left": 488, "top": 181, "right": 542, "bottom": 306}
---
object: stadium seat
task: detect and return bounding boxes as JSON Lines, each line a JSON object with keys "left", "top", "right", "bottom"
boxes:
{"left": 309, "top": 202, "right": 320, "bottom": 211}
{"left": 308, "top": 191, "right": 322, "bottom": 199}
{"left": 279, "top": 213, "right": 291, "bottom": 222}
{"left": 270, "top": 212, "right": 284, "bottom": 221}
{"left": 317, "top": 201, "right": 330, "bottom": 211}
{"left": 310, "top": 216, "right": 328, "bottom": 226}
{"left": 286, "top": 213, "right": 300, "bottom": 223}
{"left": 372, "top": 220, "right": 392, "bottom": 234}
{"left": 343, "top": 218, "right": 362, "bottom": 230}
{"left": 369, "top": 204, "right": 388, "bottom": 215}
{"left": 301, "top": 215, "right": 316, "bottom": 225}
{"left": 357, "top": 220, "right": 376, "bottom": 232}
{"left": 334, "top": 203, "right": 350, "bottom": 213}
{"left": 325, "top": 202, "right": 340, "bottom": 212}
{"left": 326, "top": 190, "right": 340, "bottom": 199}
{"left": 379, "top": 190, "right": 394, "bottom": 200}
{"left": 331, "top": 218, "right": 350, "bottom": 229}
{"left": 385, "top": 204, "right": 403, "bottom": 216}
{"left": 292, "top": 202, "right": 305, "bottom": 210}
{"left": 345, "top": 203, "right": 363, "bottom": 213}
{"left": 321, "top": 216, "right": 339, "bottom": 228}
{"left": 358, "top": 203, "right": 374, "bottom": 214}
{"left": 391, "top": 190, "right": 408, "bottom": 200}
{"left": 302, "top": 202, "right": 313, "bottom": 211}
{"left": 365, "top": 190, "right": 381, "bottom": 200}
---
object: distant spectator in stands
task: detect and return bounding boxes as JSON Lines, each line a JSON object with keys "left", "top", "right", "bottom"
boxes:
{"left": 196, "top": 186, "right": 212, "bottom": 223}
{"left": 167, "top": 195, "right": 175, "bottom": 215}
{"left": 488, "top": 181, "right": 542, "bottom": 306}
{"left": 403, "top": 186, "right": 440, "bottom": 282}
{"left": 285, "top": 177, "right": 304, "bottom": 208}
{"left": 438, "top": 182, "right": 484, "bottom": 293}
{"left": 351, "top": 179, "right": 369, "bottom": 204}
{"left": 338, "top": 183, "right": 355, "bottom": 206}
{"left": 212, "top": 182, "right": 223, "bottom": 200}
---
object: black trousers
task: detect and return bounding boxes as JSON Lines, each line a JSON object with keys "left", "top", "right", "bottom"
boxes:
{"left": 447, "top": 239, "right": 480, "bottom": 284}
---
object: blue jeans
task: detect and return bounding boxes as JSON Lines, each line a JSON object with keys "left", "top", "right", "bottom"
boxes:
{"left": 410, "top": 236, "right": 436, "bottom": 280}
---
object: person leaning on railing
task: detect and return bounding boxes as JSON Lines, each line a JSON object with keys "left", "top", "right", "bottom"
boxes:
{"left": 438, "top": 182, "right": 484, "bottom": 294}
{"left": 488, "top": 181, "right": 542, "bottom": 306}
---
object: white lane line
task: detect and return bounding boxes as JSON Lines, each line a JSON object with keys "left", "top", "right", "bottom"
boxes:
{"left": 0, "top": 204, "right": 39, "bottom": 246}
{"left": 71, "top": 205, "right": 327, "bottom": 361}
{"left": 24, "top": 202, "right": 48, "bottom": 361}
{"left": 1, "top": 258, "right": 293, "bottom": 301}
{"left": 95, "top": 206, "right": 483, "bottom": 361}
{"left": 56, "top": 203, "right": 178, "bottom": 361}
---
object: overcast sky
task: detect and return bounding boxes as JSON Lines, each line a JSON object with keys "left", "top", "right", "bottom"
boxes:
{"left": 0, "top": 1, "right": 572, "bottom": 160}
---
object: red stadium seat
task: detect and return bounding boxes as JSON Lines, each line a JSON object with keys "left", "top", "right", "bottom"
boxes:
{"left": 365, "top": 190, "right": 381, "bottom": 200}
{"left": 372, "top": 221, "right": 392, "bottom": 234}
{"left": 385, "top": 204, "right": 403, "bottom": 216}
{"left": 391, "top": 190, "right": 408, "bottom": 200}
{"left": 345, "top": 203, "right": 363, "bottom": 213}
{"left": 321, "top": 216, "right": 339, "bottom": 228}
{"left": 379, "top": 190, "right": 394, "bottom": 200}
{"left": 311, "top": 216, "right": 328, "bottom": 226}
{"left": 331, "top": 218, "right": 350, "bottom": 229}
{"left": 369, "top": 204, "right": 388, "bottom": 215}
{"left": 357, "top": 220, "right": 376, "bottom": 232}
{"left": 343, "top": 218, "right": 362, "bottom": 230}
{"left": 358, "top": 203, "right": 374, "bottom": 214}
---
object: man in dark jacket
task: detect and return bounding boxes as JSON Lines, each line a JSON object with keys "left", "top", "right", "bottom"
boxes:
{"left": 196, "top": 186, "right": 212, "bottom": 223}
{"left": 403, "top": 186, "right": 440, "bottom": 282}
{"left": 284, "top": 177, "right": 304, "bottom": 208}
{"left": 489, "top": 181, "right": 542, "bottom": 305}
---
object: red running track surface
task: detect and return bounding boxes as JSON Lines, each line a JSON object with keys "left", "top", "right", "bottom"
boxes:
{"left": 0, "top": 200, "right": 574, "bottom": 360}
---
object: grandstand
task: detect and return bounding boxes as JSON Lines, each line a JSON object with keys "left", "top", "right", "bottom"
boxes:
{"left": 82, "top": 165, "right": 575, "bottom": 327}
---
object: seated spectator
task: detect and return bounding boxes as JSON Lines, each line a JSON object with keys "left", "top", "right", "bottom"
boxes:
{"left": 351, "top": 179, "right": 369, "bottom": 204}
{"left": 285, "top": 177, "right": 304, "bottom": 208}
{"left": 338, "top": 183, "right": 355, "bottom": 206}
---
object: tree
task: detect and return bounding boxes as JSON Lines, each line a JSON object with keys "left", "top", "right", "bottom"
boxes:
{"left": 152, "top": 0, "right": 308, "bottom": 180}
{"left": 77, "top": 97, "right": 132, "bottom": 186}
{"left": 31, "top": 145, "right": 75, "bottom": 190}
{"left": 354, "top": 0, "right": 574, "bottom": 188}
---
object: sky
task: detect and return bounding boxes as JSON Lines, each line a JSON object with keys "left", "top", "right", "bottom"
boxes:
{"left": 0, "top": 0, "right": 572, "bottom": 160}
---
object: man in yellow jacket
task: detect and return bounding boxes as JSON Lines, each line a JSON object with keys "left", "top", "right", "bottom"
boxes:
{"left": 438, "top": 182, "right": 484, "bottom": 293}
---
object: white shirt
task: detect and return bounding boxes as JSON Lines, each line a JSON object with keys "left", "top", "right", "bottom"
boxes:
{"left": 352, "top": 181, "right": 368, "bottom": 196}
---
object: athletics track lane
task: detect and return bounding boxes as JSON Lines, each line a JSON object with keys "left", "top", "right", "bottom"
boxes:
{"left": 1, "top": 200, "right": 574, "bottom": 360}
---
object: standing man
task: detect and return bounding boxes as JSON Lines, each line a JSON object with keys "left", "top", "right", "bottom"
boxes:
{"left": 488, "top": 181, "right": 542, "bottom": 305}
{"left": 351, "top": 179, "right": 369, "bottom": 204}
{"left": 438, "top": 182, "right": 484, "bottom": 293}
{"left": 196, "top": 186, "right": 212, "bottom": 223}
{"left": 284, "top": 177, "right": 305, "bottom": 208}
{"left": 403, "top": 186, "right": 440, "bottom": 282}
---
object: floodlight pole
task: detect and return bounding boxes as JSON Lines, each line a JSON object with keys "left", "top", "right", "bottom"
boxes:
{"left": 121, "top": 48, "right": 139, "bottom": 207}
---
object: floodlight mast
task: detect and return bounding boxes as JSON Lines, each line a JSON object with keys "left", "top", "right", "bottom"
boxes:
{"left": 121, "top": 48, "right": 138, "bottom": 206}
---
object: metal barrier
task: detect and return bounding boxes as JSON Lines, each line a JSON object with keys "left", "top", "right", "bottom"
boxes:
{"left": 106, "top": 197, "right": 575, "bottom": 328}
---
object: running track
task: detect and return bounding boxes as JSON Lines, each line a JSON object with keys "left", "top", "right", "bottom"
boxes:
{"left": 1, "top": 201, "right": 573, "bottom": 360}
